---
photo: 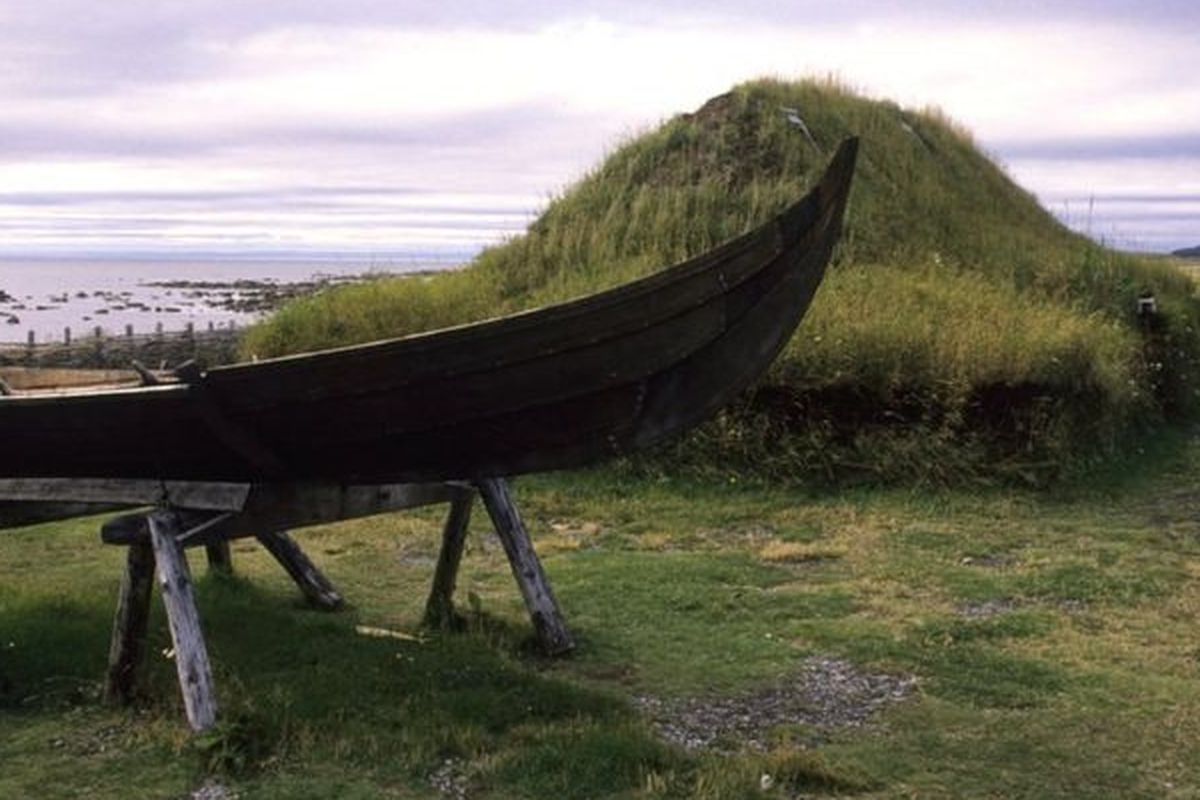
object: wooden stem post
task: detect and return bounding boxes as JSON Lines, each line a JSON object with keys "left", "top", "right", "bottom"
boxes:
{"left": 255, "top": 530, "right": 343, "bottom": 610}
{"left": 423, "top": 489, "right": 474, "bottom": 629}
{"left": 148, "top": 510, "right": 218, "bottom": 732}
{"left": 475, "top": 478, "right": 574, "bottom": 655}
{"left": 104, "top": 541, "right": 156, "bottom": 705}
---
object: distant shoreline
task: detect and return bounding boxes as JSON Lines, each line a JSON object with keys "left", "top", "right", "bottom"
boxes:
{"left": 0, "top": 260, "right": 457, "bottom": 345}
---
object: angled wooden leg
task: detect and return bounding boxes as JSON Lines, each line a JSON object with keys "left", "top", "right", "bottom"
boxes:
{"left": 205, "top": 541, "right": 233, "bottom": 575}
{"left": 423, "top": 488, "right": 474, "bottom": 629}
{"left": 148, "top": 510, "right": 218, "bottom": 732}
{"left": 474, "top": 478, "right": 575, "bottom": 656}
{"left": 256, "top": 529, "right": 343, "bottom": 611}
{"left": 104, "top": 541, "right": 155, "bottom": 705}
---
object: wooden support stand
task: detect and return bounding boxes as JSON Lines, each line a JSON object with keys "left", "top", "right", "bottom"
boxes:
{"left": 204, "top": 541, "right": 233, "bottom": 575}
{"left": 475, "top": 478, "right": 575, "bottom": 655}
{"left": 148, "top": 510, "right": 218, "bottom": 732}
{"left": 2, "top": 475, "right": 573, "bottom": 732}
{"left": 256, "top": 529, "right": 343, "bottom": 611}
{"left": 103, "top": 541, "right": 155, "bottom": 706}
{"left": 423, "top": 487, "right": 475, "bottom": 630}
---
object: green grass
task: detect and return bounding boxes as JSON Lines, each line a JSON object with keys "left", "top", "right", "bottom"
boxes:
{"left": 239, "top": 77, "right": 1200, "bottom": 485}
{"left": 6, "top": 431, "right": 1200, "bottom": 797}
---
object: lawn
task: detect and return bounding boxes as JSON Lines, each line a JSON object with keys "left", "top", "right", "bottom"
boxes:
{"left": 4, "top": 433, "right": 1200, "bottom": 798}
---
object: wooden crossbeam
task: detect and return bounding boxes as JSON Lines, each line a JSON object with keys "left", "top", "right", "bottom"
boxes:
{"left": 100, "top": 482, "right": 456, "bottom": 546}
{"left": 0, "top": 477, "right": 250, "bottom": 511}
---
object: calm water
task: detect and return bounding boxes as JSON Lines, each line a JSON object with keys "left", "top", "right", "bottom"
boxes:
{"left": 0, "top": 257, "right": 454, "bottom": 343}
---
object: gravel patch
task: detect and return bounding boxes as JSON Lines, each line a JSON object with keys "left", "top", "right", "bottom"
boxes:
{"left": 188, "top": 780, "right": 238, "bottom": 800}
{"left": 636, "top": 656, "right": 917, "bottom": 752}
{"left": 429, "top": 758, "right": 471, "bottom": 800}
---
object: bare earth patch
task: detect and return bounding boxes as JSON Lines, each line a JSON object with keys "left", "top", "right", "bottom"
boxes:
{"left": 635, "top": 656, "right": 917, "bottom": 752}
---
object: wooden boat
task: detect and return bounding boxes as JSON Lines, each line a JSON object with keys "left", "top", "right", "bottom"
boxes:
{"left": 0, "top": 138, "right": 858, "bottom": 484}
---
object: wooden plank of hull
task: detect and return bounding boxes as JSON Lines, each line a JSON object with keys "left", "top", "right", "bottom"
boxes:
{"left": 0, "top": 139, "right": 858, "bottom": 484}
{"left": 215, "top": 229, "right": 784, "bottom": 408}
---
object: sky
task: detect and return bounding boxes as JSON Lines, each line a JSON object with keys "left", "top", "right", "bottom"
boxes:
{"left": 0, "top": 0, "right": 1197, "bottom": 261}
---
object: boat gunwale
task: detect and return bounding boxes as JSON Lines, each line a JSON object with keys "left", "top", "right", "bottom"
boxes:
{"left": 208, "top": 200, "right": 796, "bottom": 377}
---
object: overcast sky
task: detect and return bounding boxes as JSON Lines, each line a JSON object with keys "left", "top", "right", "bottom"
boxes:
{"left": 0, "top": 0, "right": 1197, "bottom": 260}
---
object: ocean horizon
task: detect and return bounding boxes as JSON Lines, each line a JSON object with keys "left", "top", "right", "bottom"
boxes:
{"left": 0, "top": 254, "right": 466, "bottom": 344}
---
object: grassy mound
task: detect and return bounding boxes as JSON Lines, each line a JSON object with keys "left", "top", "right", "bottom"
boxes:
{"left": 242, "top": 78, "right": 1200, "bottom": 484}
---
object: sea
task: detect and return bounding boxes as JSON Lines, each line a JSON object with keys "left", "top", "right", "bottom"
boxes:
{"left": 0, "top": 256, "right": 460, "bottom": 344}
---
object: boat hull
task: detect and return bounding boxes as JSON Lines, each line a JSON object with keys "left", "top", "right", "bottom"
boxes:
{"left": 0, "top": 139, "right": 858, "bottom": 483}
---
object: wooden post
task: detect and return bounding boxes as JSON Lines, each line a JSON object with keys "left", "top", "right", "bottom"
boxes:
{"left": 148, "top": 510, "right": 218, "bottom": 732}
{"left": 126, "top": 323, "right": 134, "bottom": 338}
{"left": 475, "top": 478, "right": 574, "bottom": 655}
{"left": 104, "top": 541, "right": 155, "bottom": 705}
{"left": 64, "top": 327, "right": 71, "bottom": 345}
{"left": 423, "top": 489, "right": 474, "bottom": 629}
{"left": 255, "top": 529, "right": 343, "bottom": 611}
{"left": 204, "top": 541, "right": 233, "bottom": 575}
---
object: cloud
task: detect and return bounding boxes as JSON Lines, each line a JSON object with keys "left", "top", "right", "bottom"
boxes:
{"left": 0, "top": 3, "right": 1197, "bottom": 254}
{"left": 995, "top": 134, "right": 1200, "bottom": 160}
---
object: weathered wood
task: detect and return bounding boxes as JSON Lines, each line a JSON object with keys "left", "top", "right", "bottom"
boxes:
{"left": 99, "top": 482, "right": 456, "bottom": 546}
{"left": 0, "top": 500, "right": 131, "bottom": 530}
{"left": 101, "top": 508, "right": 228, "bottom": 546}
{"left": 103, "top": 541, "right": 155, "bottom": 705}
{"left": 130, "top": 360, "right": 161, "bottom": 386}
{"left": 0, "top": 477, "right": 250, "bottom": 510}
{"left": 148, "top": 510, "right": 218, "bottom": 732}
{"left": 255, "top": 529, "right": 343, "bottom": 610}
{"left": 232, "top": 482, "right": 456, "bottom": 540}
{"left": 176, "top": 360, "right": 288, "bottom": 477}
{"left": 0, "top": 366, "right": 145, "bottom": 391}
{"left": 423, "top": 488, "right": 474, "bottom": 629}
{"left": 475, "top": 478, "right": 574, "bottom": 655}
{"left": 205, "top": 541, "right": 233, "bottom": 574}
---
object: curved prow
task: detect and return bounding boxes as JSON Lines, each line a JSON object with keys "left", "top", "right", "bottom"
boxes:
{"left": 780, "top": 136, "right": 859, "bottom": 249}
{"left": 627, "top": 137, "right": 860, "bottom": 452}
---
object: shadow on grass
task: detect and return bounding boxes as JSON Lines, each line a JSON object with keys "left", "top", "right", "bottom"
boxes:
{"left": 0, "top": 595, "right": 113, "bottom": 711}
{"left": 3, "top": 565, "right": 880, "bottom": 798}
